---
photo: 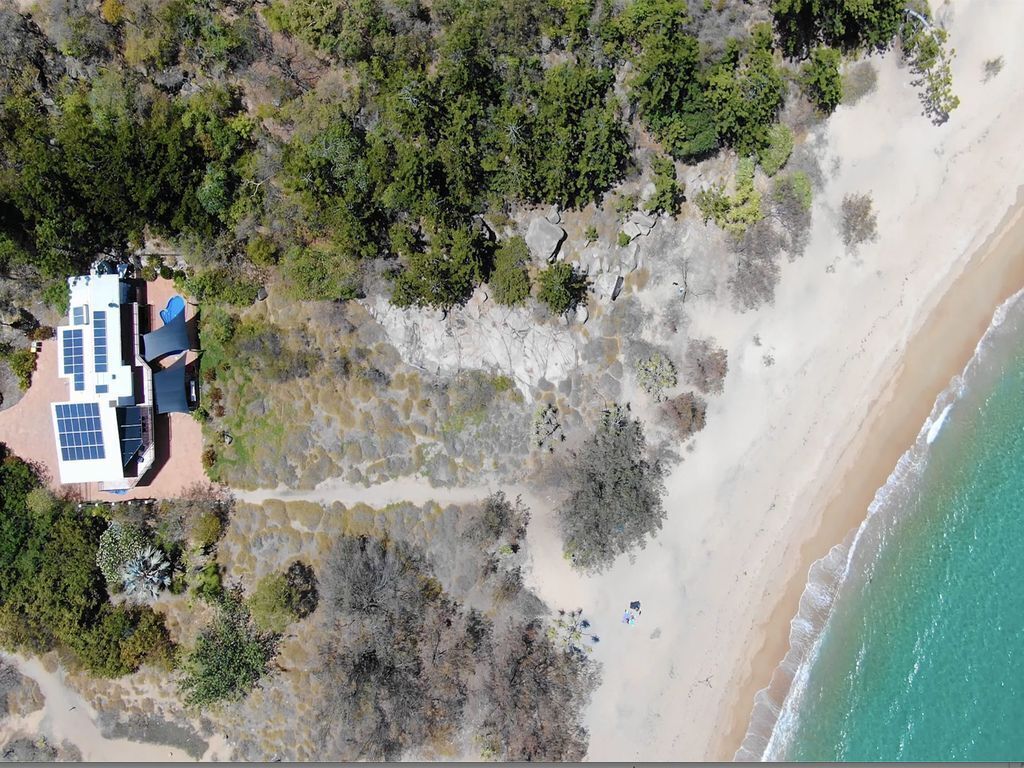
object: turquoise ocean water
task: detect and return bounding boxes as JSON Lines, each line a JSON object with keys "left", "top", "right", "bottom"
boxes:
{"left": 752, "top": 289, "right": 1024, "bottom": 761}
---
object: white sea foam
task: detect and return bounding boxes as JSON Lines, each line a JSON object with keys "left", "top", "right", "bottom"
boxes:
{"left": 734, "top": 287, "right": 1024, "bottom": 762}
{"left": 926, "top": 404, "right": 953, "bottom": 445}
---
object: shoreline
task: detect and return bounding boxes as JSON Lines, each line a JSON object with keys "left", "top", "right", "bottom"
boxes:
{"left": 720, "top": 186, "right": 1024, "bottom": 760}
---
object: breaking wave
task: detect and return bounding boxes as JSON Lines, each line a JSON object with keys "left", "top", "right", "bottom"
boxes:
{"left": 734, "top": 288, "right": 1024, "bottom": 762}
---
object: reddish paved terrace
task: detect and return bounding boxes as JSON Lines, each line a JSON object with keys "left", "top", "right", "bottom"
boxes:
{"left": 0, "top": 278, "right": 206, "bottom": 501}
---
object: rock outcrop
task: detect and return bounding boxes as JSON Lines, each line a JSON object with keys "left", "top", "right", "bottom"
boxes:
{"left": 525, "top": 217, "right": 567, "bottom": 262}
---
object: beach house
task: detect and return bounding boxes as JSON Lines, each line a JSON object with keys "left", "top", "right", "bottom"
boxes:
{"left": 50, "top": 265, "right": 192, "bottom": 491}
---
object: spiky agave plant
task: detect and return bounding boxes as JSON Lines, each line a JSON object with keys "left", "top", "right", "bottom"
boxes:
{"left": 121, "top": 545, "right": 171, "bottom": 601}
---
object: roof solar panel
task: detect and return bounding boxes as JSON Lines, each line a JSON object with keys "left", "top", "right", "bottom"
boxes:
{"left": 93, "top": 310, "right": 108, "bottom": 373}
{"left": 62, "top": 329, "right": 85, "bottom": 391}
{"left": 54, "top": 402, "right": 105, "bottom": 462}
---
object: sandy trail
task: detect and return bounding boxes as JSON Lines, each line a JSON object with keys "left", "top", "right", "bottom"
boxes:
{"left": 0, "top": 654, "right": 199, "bottom": 762}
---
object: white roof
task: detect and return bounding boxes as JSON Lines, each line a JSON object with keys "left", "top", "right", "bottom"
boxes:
{"left": 52, "top": 272, "right": 137, "bottom": 485}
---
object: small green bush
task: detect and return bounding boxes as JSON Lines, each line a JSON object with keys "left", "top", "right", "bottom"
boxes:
{"left": 645, "top": 154, "right": 685, "bottom": 215}
{"left": 617, "top": 231, "right": 632, "bottom": 248}
{"left": 96, "top": 521, "right": 147, "bottom": 586}
{"left": 178, "top": 590, "right": 279, "bottom": 708}
{"left": 191, "top": 561, "right": 224, "bottom": 602}
{"left": 489, "top": 236, "right": 531, "bottom": 307}
{"left": 635, "top": 352, "right": 678, "bottom": 401}
{"left": 248, "top": 573, "right": 297, "bottom": 633}
{"left": 190, "top": 510, "right": 223, "bottom": 549}
{"left": 42, "top": 282, "right": 70, "bottom": 314}
{"left": 537, "top": 262, "right": 589, "bottom": 315}
{"left": 5, "top": 349, "right": 36, "bottom": 391}
{"left": 695, "top": 158, "right": 763, "bottom": 237}
{"left": 756, "top": 124, "right": 794, "bottom": 177}
{"left": 802, "top": 46, "right": 843, "bottom": 114}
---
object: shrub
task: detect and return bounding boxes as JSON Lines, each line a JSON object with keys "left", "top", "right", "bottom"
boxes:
{"left": 283, "top": 561, "right": 318, "bottom": 619}
{"left": 695, "top": 158, "right": 763, "bottom": 237}
{"left": 756, "top": 124, "right": 794, "bottom": 177}
{"left": 635, "top": 352, "right": 678, "bottom": 401}
{"left": 42, "top": 281, "right": 70, "bottom": 314}
{"left": 983, "top": 56, "right": 1004, "bottom": 82}
{"left": 5, "top": 349, "right": 36, "bottom": 391}
{"left": 532, "top": 403, "right": 564, "bottom": 451}
{"left": 840, "top": 192, "right": 878, "bottom": 249}
{"left": 184, "top": 268, "right": 258, "bottom": 306}
{"left": 190, "top": 510, "right": 223, "bottom": 549}
{"left": 801, "top": 46, "right": 843, "bottom": 114}
{"left": 178, "top": 589, "right": 279, "bottom": 708}
{"left": 765, "top": 171, "right": 813, "bottom": 257}
{"left": 663, "top": 392, "right": 707, "bottom": 437}
{"left": 28, "top": 326, "right": 55, "bottom": 341}
{"left": 489, "top": 237, "right": 531, "bottom": 307}
{"left": 96, "top": 522, "right": 147, "bottom": 586}
{"left": 558, "top": 404, "right": 666, "bottom": 572}
{"left": 537, "top": 262, "right": 588, "bottom": 315}
{"left": 684, "top": 338, "right": 728, "bottom": 394}
{"left": 645, "top": 154, "right": 684, "bottom": 215}
{"left": 201, "top": 447, "right": 218, "bottom": 470}
{"left": 191, "top": 562, "right": 224, "bottom": 603}
{"left": 201, "top": 306, "right": 237, "bottom": 347}
{"left": 248, "top": 573, "right": 297, "bottom": 633}
{"left": 246, "top": 235, "right": 280, "bottom": 266}
{"left": 617, "top": 231, "right": 632, "bottom": 248}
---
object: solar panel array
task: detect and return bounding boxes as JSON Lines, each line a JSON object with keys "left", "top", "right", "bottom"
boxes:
{"left": 72, "top": 306, "right": 88, "bottom": 325}
{"left": 93, "top": 310, "right": 108, "bottom": 373}
{"left": 62, "top": 329, "right": 85, "bottom": 391}
{"left": 54, "top": 402, "right": 106, "bottom": 462}
{"left": 118, "top": 406, "right": 143, "bottom": 466}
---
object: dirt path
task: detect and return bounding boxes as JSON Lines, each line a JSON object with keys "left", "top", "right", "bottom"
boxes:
{"left": 0, "top": 654, "right": 229, "bottom": 762}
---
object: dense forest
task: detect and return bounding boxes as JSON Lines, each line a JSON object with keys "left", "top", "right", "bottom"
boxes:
{"left": 0, "top": 0, "right": 955, "bottom": 321}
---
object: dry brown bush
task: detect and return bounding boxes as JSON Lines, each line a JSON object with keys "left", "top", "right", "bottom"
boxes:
{"left": 840, "top": 192, "right": 878, "bottom": 249}
{"left": 683, "top": 338, "right": 729, "bottom": 394}
{"left": 662, "top": 392, "right": 707, "bottom": 438}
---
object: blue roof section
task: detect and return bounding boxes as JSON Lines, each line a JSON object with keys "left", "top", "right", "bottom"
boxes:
{"left": 117, "top": 406, "right": 144, "bottom": 466}
{"left": 54, "top": 402, "right": 105, "bottom": 462}
{"left": 153, "top": 354, "right": 190, "bottom": 414}
{"left": 142, "top": 310, "right": 189, "bottom": 363}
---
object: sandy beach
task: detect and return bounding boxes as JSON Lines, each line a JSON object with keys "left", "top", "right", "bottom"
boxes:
{"left": 513, "top": 1, "right": 1024, "bottom": 760}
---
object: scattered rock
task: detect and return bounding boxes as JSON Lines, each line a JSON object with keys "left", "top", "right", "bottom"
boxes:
{"left": 622, "top": 221, "right": 643, "bottom": 240}
{"left": 525, "top": 217, "right": 567, "bottom": 262}
{"left": 630, "top": 211, "right": 658, "bottom": 234}
{"left": 256, "top": 287, "right": 268, "bottom": 301}
{"left": 544, "top": 205, "right": 561, "bottom": 225}
{"left": 573, "top": 304, "right": 589, "bottom": 325}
